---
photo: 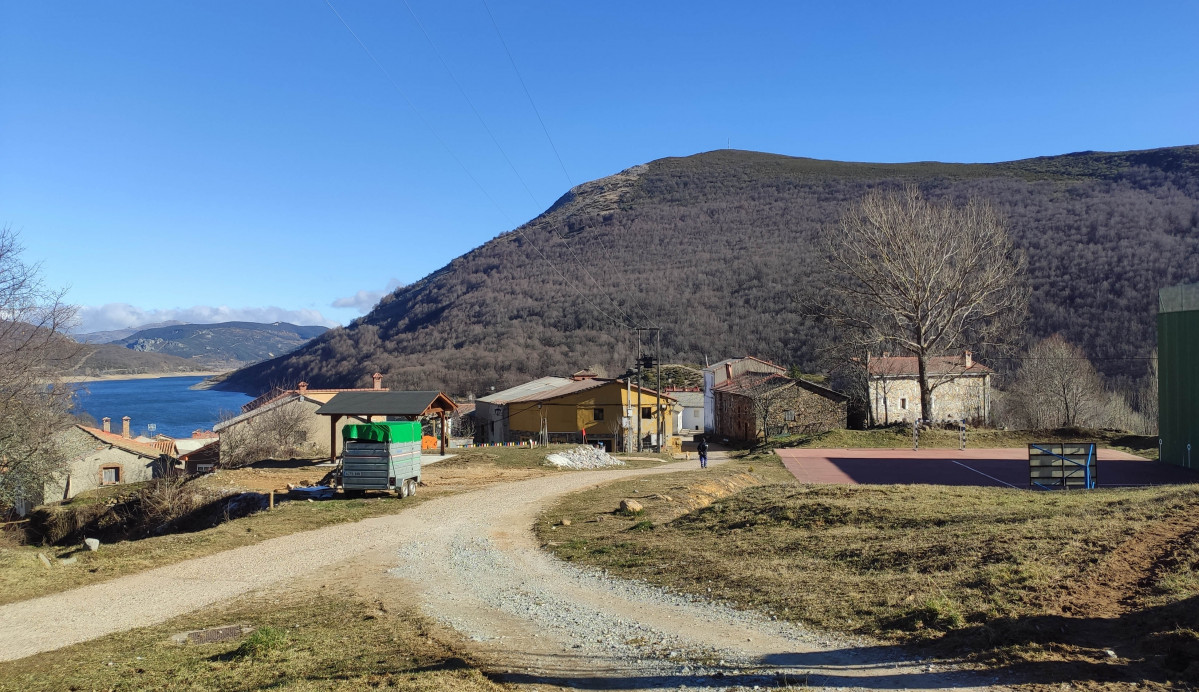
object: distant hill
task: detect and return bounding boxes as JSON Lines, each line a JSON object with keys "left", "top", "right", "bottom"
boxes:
{"left": 67, "top": 343, "right": 215, "bottom": 378}
{"left": 73, "top": 321, "right": 186, "bottom": 344}
{"left": 220, "top": 145, "right": 1199, "bottom": 397}
{"left": 110, "top": 322, "right": 328, "bottom": 368}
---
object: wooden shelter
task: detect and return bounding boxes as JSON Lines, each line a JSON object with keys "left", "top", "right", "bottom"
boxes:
{"left": 315, "top": 391, "right": 458, "bottom": 459}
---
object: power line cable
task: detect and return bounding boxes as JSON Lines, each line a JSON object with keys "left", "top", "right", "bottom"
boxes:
{"left": 322, "top": 0, "right": 633, "bottom": 331}
{"left": 400, "top": 0, "right": 644, "bottom": 329}
{"left": 478, "top": 3, "right": 660, "bottom": 329}
{"left": 479, "top": 0, "right": 573, "bottom": 188}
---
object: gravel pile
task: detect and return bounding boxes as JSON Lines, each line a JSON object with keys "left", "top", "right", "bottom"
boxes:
{"left": 544, "top": 446, "right": 626, "bottom": 470}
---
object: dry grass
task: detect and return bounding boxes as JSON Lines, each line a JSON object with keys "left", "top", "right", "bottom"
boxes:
{"left": 0, "top": 445, "right": 661, "bottom": 607}
{"left": 0, "top": 586, "right": 508, "bottom": 691}
{"left": 537, "top": 455, "right": 1199, "bottom": 688}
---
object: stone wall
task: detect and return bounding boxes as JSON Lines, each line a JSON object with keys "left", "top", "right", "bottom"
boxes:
{"left": 869, "top": 374, "right": 991, "bottom": 424}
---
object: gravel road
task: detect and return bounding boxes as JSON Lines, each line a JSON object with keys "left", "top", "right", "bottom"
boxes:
{"left": 0, "top": 456, "right": 995, "bottom": 690}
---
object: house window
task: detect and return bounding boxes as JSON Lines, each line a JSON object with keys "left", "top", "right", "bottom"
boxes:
{"left": 900, "top": 398, "right": 907, "bottom": 410}
{"left": 100, "top": 466, "right": 121, "bottom": 485}
{"left": 593, "top": 408, "right": 604, "bottom": 421}
{"left": 783, "top": 410, "right": 796, "bottom": 422}
{"left": 641, "top": 407, "right": 653, "bottom": 419}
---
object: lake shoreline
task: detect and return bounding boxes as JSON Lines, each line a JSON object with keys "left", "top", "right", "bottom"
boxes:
{"left": 63, "top": 371, "right": 229, "bottom": 384}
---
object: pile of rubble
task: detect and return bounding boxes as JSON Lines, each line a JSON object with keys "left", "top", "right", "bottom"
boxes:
{"left": 544, "top": 446, "right": 627, "bottom": 470}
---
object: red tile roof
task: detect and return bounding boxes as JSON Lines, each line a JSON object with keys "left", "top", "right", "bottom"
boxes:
{"left": 76, "top": 426, "right": 167, "bottom": 459}
{"left": 867, "top": 355, "right": 993, "bottom": 377}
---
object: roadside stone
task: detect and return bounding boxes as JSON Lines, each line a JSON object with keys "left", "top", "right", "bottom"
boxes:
{"left": 83, "top": 538, "right": 101, "bottom": 551}
{"left": 37, "top": 553, "right": 52, "bottom": 568}
{"left": 60, "top": 557, "right": 78, "bottom": 566}
{"left": 619, "top": 499, "right": 643, "bottom": 514}
{"left": 560, "top": 519, "right": 571, "bottom": 527}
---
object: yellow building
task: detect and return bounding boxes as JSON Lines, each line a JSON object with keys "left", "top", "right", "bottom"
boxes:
{"left": 499, "top": 374, "right": 676, "bottom": 452}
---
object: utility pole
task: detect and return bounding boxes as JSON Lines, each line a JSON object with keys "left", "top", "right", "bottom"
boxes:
{"left": 655, "top": 328, "right": 663, "bottom": 453}
{"left": 636, "top": 330, "right": 643, "bottom": 452}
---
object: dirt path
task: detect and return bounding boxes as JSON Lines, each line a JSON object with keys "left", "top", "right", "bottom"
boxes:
{"left": 0, "top": 455, "right": 991, "bottom": 690}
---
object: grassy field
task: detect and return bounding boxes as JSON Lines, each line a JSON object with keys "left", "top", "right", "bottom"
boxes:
{"left": 770, "top": 426, "right": 1161, "bottom": 460}
{"left": 0, "top": 583, "right": 509, "bottom": 691}
{"left": 0, "top": 444, "right": 656, "bottom": 606}
{"left": 537, "top": 453, "right": 1199, "bottom": 688}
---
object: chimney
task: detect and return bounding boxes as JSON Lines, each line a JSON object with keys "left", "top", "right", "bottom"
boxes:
{"left": 372, "top": 372, "right": 383, "bottom": 390}
{"left": 102, "top": 417, "right": 111, "bottom": 434}
{"left": 298, "top": 381, "right": 308, "bottom": 394}
{"left": 121, "top": 416, "right": 131, "bottom": 439}
{"left": 724, "top": 362, "right": 734, "bottom": 381}
{"left": 965, "top": 350, "right": 974, "bottom": 368}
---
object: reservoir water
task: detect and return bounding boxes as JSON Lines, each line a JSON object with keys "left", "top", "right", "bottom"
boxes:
{"left": 71, "top": 376, "right": 253, "bottom": 438}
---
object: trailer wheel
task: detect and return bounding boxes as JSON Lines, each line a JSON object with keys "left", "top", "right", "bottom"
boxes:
{"left": 406, "top": 479, "right": 417, "bottom": 497}
{"left": 397, "top": 480, "right": 409, "bottom": 499}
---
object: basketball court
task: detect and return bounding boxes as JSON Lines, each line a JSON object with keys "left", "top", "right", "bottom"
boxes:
{"left": 776, "top": 447, "right": 1199, "bottom": 488}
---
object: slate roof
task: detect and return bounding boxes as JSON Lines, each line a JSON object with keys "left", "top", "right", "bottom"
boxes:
{"left": 478, "top": 377, "right": 572, "bottom": 404}
{"left": 505, "top": 378, "right": 674, "bottom": 404}
{"left": 670, "top": 391, "right": 704, "bottom": 408}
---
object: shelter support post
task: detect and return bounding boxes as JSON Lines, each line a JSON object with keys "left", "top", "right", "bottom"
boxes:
{"left": 329, "top": 415, "right": 342, "bottom": 463}
{"left": 439, "top": 411, "right": 446, "bottom": 456}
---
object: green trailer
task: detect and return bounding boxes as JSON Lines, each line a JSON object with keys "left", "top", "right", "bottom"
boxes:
{"left": 339, "top": 422, "right": 422, "bottom": 497}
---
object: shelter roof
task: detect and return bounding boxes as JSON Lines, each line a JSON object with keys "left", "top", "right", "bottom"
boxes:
{"left": 315, "top": 391, "right": 457, "bottom": 417}
{"left": 867, "top": 355, "right": 993, "bottom": 377}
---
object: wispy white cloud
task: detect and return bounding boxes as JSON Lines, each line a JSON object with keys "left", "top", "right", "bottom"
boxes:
{"left": 76, "top": 303, "right": 341, "bottom": 334}
{"left": 331, "top": 279, "right": 404, "bottom": 313}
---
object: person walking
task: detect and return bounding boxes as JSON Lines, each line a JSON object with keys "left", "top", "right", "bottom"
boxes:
{"left": 697, "top": 436, "right": 708, "bottom": 469}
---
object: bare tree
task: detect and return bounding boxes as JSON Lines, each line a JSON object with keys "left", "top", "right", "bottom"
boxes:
{"left": 0, "top": 228, "right": 80, "bottom": 509}
{"left": 1136, "top": 351, "right": 1159, "bottom": 435}
{"left": 1008, "top": 335, "right": 1106, "bottom": 429}
{"left": 219, "top": 399, "right": 314, "bottom": 468}
{"left": 818, "top": 187, "right": 1027, "bottom": 421}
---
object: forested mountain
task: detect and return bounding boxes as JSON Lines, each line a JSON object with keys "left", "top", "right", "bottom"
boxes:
{"left": 112, "top": 322, "right": 328, "bottom": 368}
{"left": 220, "top": 146, "right": 1199, "bottom": 397}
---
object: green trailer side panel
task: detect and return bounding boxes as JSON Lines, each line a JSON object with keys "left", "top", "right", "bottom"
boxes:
{"left": 341, "top": 421, "right": 422, "bottom": 444}
{"left": 1159, "top": 286, "right": 1199, "bottom": 470}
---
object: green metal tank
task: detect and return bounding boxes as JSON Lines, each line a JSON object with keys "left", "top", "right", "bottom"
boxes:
{"left": 1159, "top": 284, "right": 1199, "bottom": 469}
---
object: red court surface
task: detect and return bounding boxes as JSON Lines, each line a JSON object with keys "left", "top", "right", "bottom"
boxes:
{"left": 776, "top": 447, "right": 1199, "bottom": 488}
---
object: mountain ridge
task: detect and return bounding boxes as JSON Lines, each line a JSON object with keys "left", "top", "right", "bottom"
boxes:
{"left": 220, "top": 144, "right": 1199, "bottom": 397}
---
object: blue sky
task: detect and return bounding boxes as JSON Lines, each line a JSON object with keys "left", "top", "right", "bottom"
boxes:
{"left": 3, "top": 1, "right": 1197, "bottom": 332}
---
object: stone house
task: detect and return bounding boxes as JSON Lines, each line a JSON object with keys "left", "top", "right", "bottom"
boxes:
{"left": 867, "top": 351, "right": 994, "bottom": 425}
{"left": 712, "top": 372, "right": 848, "bottom": 442}
{"left": 702, "top": 356, "right": 787, "bottom": 435}
{"left": 40, "top": 417, "right": 169, "bottom": 504}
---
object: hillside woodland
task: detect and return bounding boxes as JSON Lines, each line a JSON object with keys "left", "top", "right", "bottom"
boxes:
{"left": 222, "top": 146, "right": 1199, "bottom": 401}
